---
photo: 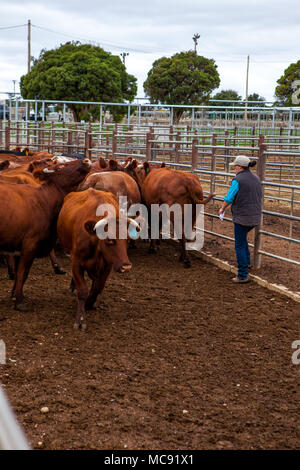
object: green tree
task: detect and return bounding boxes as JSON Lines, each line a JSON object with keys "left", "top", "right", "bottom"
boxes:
{"left": 275, "top": 61, "right": 300, "bottom": 106}
{"left": 20, "top": 42, "right": 137, "bottom": 122}
{"left": 247, "top": 93, "right": 266, "bottom": 107}
{"left": 211, "top": 89, "right": 242, "bottom": 107}
{"left": 143, "top": 51, "right": 220, "bottom": 123}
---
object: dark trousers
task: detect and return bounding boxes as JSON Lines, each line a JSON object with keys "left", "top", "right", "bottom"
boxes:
{"left": 234, "top": 223, "right": 255, "bottom": 280}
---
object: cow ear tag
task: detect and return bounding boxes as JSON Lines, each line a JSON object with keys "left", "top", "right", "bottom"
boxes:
{"left": 129, "top": 226, "right": 138, "bottom": 240}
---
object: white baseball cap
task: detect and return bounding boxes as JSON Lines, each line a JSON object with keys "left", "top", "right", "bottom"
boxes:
{"left": 229, "top": 155, "right": 250, "bottom": 167}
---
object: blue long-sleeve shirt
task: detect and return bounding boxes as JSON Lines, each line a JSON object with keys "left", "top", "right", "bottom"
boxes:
{"left": 224, "top": 179, "right": 239, "bottom": 205}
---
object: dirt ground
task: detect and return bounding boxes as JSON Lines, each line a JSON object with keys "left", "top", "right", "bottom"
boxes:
{"left": 0, "top": 240, "right": 300, "bottom": 450}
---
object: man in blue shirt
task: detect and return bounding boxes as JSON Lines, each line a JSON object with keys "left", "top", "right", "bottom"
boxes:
{"left": 219, "top": 155, "right": 262, "bottom": 283}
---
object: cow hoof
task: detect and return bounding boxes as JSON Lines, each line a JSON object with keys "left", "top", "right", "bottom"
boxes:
{"left": 73, "top": 321, "right": 87, "bottom": 332}
{"left": 85, "top": 302, "right": 95, "bottom": 311}
{"left": 14, "top": 302, "right": 29, "bottom": 312}
{"left": 183, "top": 259, "right": 191, "bottom": 268}
{"left": 53, "top": 265, "right": 66, "bottom": 275}
{"left": 148, "top": 247, "right": 157, "bottom": 254}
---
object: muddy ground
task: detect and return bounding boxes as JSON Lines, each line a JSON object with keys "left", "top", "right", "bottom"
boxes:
{"left": 0, "top": 240, "right": 299, "bottom": 450}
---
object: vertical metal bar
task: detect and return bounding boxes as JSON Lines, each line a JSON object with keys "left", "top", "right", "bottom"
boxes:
{"left": 127, "top": 105, "right": 131, "bottom": 126}
{"left": 138, "top": 104, "right": 141, "bottom": 128}
{"left": 15, "top": 98, "right": 19, "bottom": 122}
{"left": 253, "top": 143, "right": 267, "bottom": 268}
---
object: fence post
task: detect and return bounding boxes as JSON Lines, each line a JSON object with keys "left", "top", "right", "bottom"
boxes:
{"left": 210, "top": 133, "right": 217, "bottom": 194}
{"left": 253, "top": 143, "right": 267, "bottom": 269}
{"left": 191, "top": 138, "right": 198, "bottom": 170}
{"left": 112, "top": 129, "right": 117, "bottom": 158}
{"left": 4, "top": 122, "right": 10, "bottom": 150}
{"left": 175, "top": 131, "right": 181, "bottom": 163}
{"left": 85, "top": 127, "right": 91, "bottom": 159}
{"left": 67, "top": 125, "right": 73, "bottom": 155}
{"left": 146, "top": 132, "right": 152, "bottom": 161}
{"left": 224, "top": 130, "right": 229, "bottom": 182}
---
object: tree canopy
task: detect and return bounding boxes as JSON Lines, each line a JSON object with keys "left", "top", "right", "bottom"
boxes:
{"left": 247, "top": 93, "right": 266, "bottom": 107}
{"left": 211, "top": 90, "right": 266, "bottom": 108}
{"left": 143, "top": 51, "right": 220, "bottom": 123}
{"left": 275, "top": 61, "right": 300, "bottom": 106}
{"left": 211, "top": 89, "right": 242, "bottom": 107}
{"left": 20, "top": 42, "right": 137, "bottom": 122}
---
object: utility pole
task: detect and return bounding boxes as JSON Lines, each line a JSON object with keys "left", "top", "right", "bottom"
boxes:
{"left": 120, "top": 52, "right": 129, "bottom": 65}
{"left": 26, "top": 19, "right": 31, "bottom": 121}
{"left": 244, "top": 55, "right": 250, "bottom": 121}
{"left": 27, "top": 19, "right": 31, "bottom": 73}
{"left": 192, "top": 33, "right": 200, "bottom": 53}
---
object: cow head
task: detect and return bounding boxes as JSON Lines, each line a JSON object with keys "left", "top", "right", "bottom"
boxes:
{"left": 33, "top": 158, "right": 92, "bottom": 193}
{"left": 124, "top": 160, "right": 151, "bottom": 188}
{"left": 0, "top": 160, "right": 10, "bottom": 172}
{"left": 84, "top": 216, "right": 138, "bottom": 273}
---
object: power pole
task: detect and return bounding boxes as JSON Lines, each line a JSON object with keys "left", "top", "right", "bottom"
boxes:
{"left": 27, "top": 19, "right": 31, "bottom": 73}
{"left": 192, "top": 33, "right": 200, "bottom": 53}
{"left": 244, "top": 55, "right": 250, "bottom": 121}
{"left": 120, "top": 52, "right": 129, "bottom": 65}
{"left": 26, "top": 19, "right": 31, "bottom": 120}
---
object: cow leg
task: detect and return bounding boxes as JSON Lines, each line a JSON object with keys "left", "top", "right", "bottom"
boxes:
{"left": 69, "top": 277, "right": 75, "bottom": 293}
{"left": 85, "top": 265, "right": 112, "bottom": 310}
{"left": 72, "top": 262, "right": 88, "bottom": 331}
{"left": 11, "top": 256, "right": 21, "bottom": 299}
{"left": 179, "top": 235, "right": 191, "bottom": 268}
{"left": 49, "top": 249, "right": 66, "bottom": 275}
{"left": 13, "top": 253, "right": 35, "bottom": 310}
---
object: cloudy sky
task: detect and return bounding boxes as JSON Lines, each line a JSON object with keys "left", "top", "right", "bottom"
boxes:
{"left": 0, "top": 0, "right": 299, "bottom": 103}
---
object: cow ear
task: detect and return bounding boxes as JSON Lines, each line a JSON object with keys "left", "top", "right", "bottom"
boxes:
{"left": 98, "top": 157, "right": 107, "bottom": 169}
{"left": 0, "top": 160, "right": 9, "bottom": 171}
{"left": 32, "top": 168, "right": 47, "bottom": 181}
{"left": 144, "top": 162, "right": 150, "bottom": 174}
{"left": 84, "top": 220, "right": 96, "bottom": 235}
{"left": 28, "top": 162, "right": 34, "bottom": 172}
{"left": 108, "top": 159, "right": 118, "bottom": 171}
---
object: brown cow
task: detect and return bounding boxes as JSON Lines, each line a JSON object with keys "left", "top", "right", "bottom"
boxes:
{"left": 57, "top": 188, "right": 137, "bottom": 330}
{"left": 78, "top": 171, "right": 141, "bottom": 207}
{"left": 125, "top": 160, "right": 215, "bottom": 267}
{"left": 0, "top": 158, "right": 66, "bottom": 276}
{"left": 0, "top": 158, "right": 91, "bottom": 310}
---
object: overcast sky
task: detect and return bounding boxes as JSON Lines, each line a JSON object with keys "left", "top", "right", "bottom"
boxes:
{"left": 0, "top": 0, "right": 299, "bottom": 103}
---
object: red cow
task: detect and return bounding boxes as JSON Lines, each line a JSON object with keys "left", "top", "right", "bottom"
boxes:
{"left": 125, "top": 160, "right": 215, "bottom": 267}
{"left": 0, "top": 158, "right": 67, "bottom": 276}
{"left": 57, "top": 188, "right": 137, "bottom": 330}
{"left": 78, "top": 171, "right": 141, "bottom": 207}
{"left": 0, "top": 158, "right": 91, "bottom": 310}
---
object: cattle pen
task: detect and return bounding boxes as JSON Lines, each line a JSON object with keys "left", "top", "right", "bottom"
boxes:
{"left": 0, "top": 119, "right": 300, "bottom": 451}
{"left": 1, "top": 120, "right": 299, "bottom": 293}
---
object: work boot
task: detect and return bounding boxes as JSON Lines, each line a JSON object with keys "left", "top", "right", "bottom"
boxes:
{"left": 232, "top": 277, "right": 250, "bottom": 284}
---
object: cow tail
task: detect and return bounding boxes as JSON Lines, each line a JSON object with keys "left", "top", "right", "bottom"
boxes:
{"left": 187, "top": 182, "right": 214, "bottom": 205}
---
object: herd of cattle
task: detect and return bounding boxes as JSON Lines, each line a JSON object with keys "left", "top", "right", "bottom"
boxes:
{"left": 0, "top": 147, "right": 215, "bottom": 330}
